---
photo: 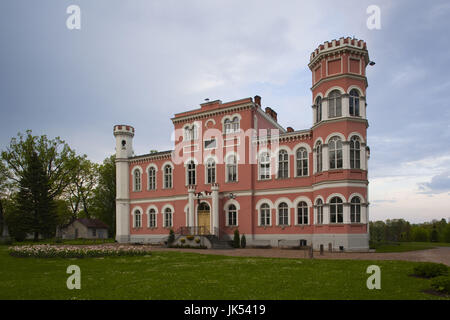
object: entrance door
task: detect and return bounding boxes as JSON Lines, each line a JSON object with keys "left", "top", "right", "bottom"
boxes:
{"left": 197, "top": 202, "right": 211, "bottom": 235}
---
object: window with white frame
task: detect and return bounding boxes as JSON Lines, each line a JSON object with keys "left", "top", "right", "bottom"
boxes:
{"left": 315, "top": 96, "right": 322, "bottom": 123}
{"left": 133, "top": 169, "right": 141, "bottom": 191}
{"left": 349, "top": 89, "right": 360, "bottom": 116}
{"left": 278, "top": 202, "right": 289, "bottom": 226}
{"left": 259, "top": 152, "right": 271, "bottom": 180}
{"left": 316, "top": 199, "right": 323, "bottom": 224}
{"left": 328, "top": 90, "right": 342, "bottom": 118}
{"left": 329, "top": 197, "right": 343, "bottom": 223}
{"left": 296, "top": 148, "right": 308, "bottom": 176}
{"left": 260, "top": 203, "right": 271, "bottom": 226}
{"left": 134, "top": 209, "right": 142, "bottom": 228}
{"left": 350, "top": 196, "right": 361, "bottom": 223}
{"left": 315, "top": 142, "right": 323, "bottom": 173}
{"left": 231, "top": 116, "right": 240, "bottom": 132}
{"left": 278, "top": 150, "right": 289, "bottom": 178}
{"left": 164, "top": 207, "right": 172, "bottom": 227}
{"left": 350, "top": 136, "right": 361, "bottom": 169}
{"left": 148, "top": 208, "right": 156, "bottom": 228}
{"left": 163, "top": 165, "right": 172, "bottom": 189}
{"left": 148, "top": 167, "right": 156, "bottom": 190}
{"left": 224, "top": 119, "right": 232, "bottom": 134}
{"left": 187, "top": 160, "right": 196, "bottom": 185}
{"left": 184, "top": 125, "right": 198, "bottom": 141}
{"left": 297, "top": 201, "right": 308, "bottom": 225}
{"left": 226, "top": 155, "right": 237, "bottom": 182}
{"left": 206, "top": 158, "right": 216, "bottom": 184}
{"left": 329, "top": 137, "right": 343, "bottom": 169}
{"left": 227, "top": 204, "right": 237, "bottom": 226}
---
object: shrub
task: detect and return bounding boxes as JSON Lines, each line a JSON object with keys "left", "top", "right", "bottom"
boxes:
{"left": 186, "top": 235, "right": 195, "bottom": 241}
{"left": 430, "top": 276, "right": 450, "bottom": 294}
{"left": 195, "top": 238, "right": 200, "bottom": 244}
{"left": 240, "top": 234, "right": 246, "bottom": 248}
{"left": 8, "top": 245, "right": 151, "bottom": 258}
{"left": 180, "top": 238, "right": 186, "bottom": 243}
{"left": 168, "top": 229, "right": 175, "bottom": 245}
{"left": 233, "top": 229, "right": 240, "bottom": 248}
{"left": 412, "top": 262, "right": 448, "bottom": 278}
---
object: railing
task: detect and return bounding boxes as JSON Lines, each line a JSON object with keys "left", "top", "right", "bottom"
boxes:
{"left": 177, "top": 226, "right": 211, "bottom": 236}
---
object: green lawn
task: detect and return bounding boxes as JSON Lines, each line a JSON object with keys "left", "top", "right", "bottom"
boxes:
{"left": 373, "top": 242, "right": 450, "bottom": 253}
{"left": 0, "top": 246, "right": 447, "bottom": 300}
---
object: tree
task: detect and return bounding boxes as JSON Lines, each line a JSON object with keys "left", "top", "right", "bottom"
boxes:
{"left": 431, "top": 224, "right": 439, "bottom": 242}
{"left": 90, "top": 155, "right": 116, "bottom": 237}
{"left": 233, "top": 229, "right": 240, "bottom": 248}
{"left": 0, "top": 161, "right": 7, "bottom": 237}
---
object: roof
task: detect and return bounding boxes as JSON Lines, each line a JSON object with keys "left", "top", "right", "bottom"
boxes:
{"left": 76, "top": 218, "right": 109, "bottom": 229}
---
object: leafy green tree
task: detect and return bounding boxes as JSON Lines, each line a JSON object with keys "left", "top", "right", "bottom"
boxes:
{"left": 233, "top": 229, "right": 240, "bottom": 248}
{"left": 443, "top": 224, "right": 450, "bottom": 243}
{"left": 431, "top": 224, "right": 439, "bottom": 242}
{"left": 0, "top": 161, "right": 7, "bottom": 237}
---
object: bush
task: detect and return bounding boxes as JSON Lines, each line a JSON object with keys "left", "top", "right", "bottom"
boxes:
{"left": 430, "top": 276, "right": 450, "bottom": 294}
{"left": 180, "top": 238, "right": 186, "bottom": 243}
{"left": 240, "top": 234, "right": 246, "bottom": 248}
{"left": 195, "top": 238, "right": 200, "bottom": 244}
{"left": 168, "top": 229, "right": 175, "bottom": 245}
{"left": 412, "top": 262, "right": 448, "bottom": 278}
{"left": 233, "top": 229, "right": 240, "bottom": 248}
{"left": 186, "top": 235, "right": 194, "bottom": 241}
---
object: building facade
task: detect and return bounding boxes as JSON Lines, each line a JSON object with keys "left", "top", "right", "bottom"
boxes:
{"left": 114, "top": 37, "right": 371, "bottom": 251}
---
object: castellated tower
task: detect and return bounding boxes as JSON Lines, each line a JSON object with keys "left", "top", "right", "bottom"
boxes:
{"left": 113, "top": 125, "right": 135, "bottom": 243}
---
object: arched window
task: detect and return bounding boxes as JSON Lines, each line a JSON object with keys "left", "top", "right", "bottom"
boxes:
{"left": 296, "top": 147, "right": 308, "bottom": 176}
{"left": 206, "top": 159, "right": 216, "bottom": 184}
{"left": 224, "top": 118, "right": 232, "bottom": 134}
{"left": 328, "top": 90, "right": 342, "bottom": 118}
{"left": 148, "top": 167, "right": 156, "bottom": 190}
{"left": 329, "top": 137, "right": 343, "bottom": 169}
{"left": 133, "top": 169, "right": 141, "bottom": 191}
{"left": 316, "top": 199, "right": 323, "bottom": 224}
{"left": 278, "top": 202, "right": 289, "bottom": 226}
{"left": 349, "top": 89, "right": 360, "bottom": 116}
{"left": 259, "top": 152, "right": 271, "bottom": 180}
{"left": 226, "top": 155, "right": 237, "bottom": 182}
{"left": 350, "top": 197, "right": 361, "bottom": 223}
{"left": 330, "top": 197, "right": 343, "bottom": 223}
{"left": 148, "top": 208, "right": 156, "bottom": 228}
{"left": 297, "top": 201, "right": 308, "bottom": 225}
{"left": 163, "top": 165, "right": 172, "bottom": 189}
{"left": 164, "top": 208, "right": 172, "bottom": 228}
{"left": 315, "top": 96, "right": 322, "bottom": 122}
{"left": 134, "top": 209, "right": 142, "bottom": 228}
{"left": 260, "top": 203, "right": 271, "bottom": 226}
{"left": 227, "top": 204, "right": 237, "bottom": 226}
{"left": 315, "top": 142, "right": 323, "bottom": 173}
{"left": 231, "top": 116, "right": 240, "bottom": 132}
{"left": 350, "top": 136, "right": 361, "bottom": 169}
{"left": 278, "top": 150, "right": 289, "bottom": 178}
{"left": 187, "top": 161, "right": 196, "bottom": 185}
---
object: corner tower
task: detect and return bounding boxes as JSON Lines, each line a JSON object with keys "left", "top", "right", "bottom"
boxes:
{"left": 113, "top": 125, "right": 135, "bottom": 243}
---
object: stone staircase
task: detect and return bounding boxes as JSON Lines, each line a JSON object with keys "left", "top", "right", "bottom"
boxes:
{"left": 206, "top": 235, "right": 234, "bottom": 249}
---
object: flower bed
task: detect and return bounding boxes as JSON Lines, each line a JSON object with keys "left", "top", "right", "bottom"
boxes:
{"left": 8, "top": 245, "right": 151, "bottom": 258}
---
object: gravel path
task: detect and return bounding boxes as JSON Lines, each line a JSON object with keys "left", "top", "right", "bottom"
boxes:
{"left": 150, "top": 246, "right": 450, "bottom": 265}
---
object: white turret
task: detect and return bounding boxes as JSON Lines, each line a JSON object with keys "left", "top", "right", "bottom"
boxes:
{"left": 113, "top": 124, "right": 135, "bottom": 243}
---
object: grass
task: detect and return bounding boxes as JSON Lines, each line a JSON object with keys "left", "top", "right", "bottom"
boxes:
{"left": 372, "top": 242, "right": 450, "bottom": 253}
{"left": 0, "top": 246, "right": 448, "bottom": 300}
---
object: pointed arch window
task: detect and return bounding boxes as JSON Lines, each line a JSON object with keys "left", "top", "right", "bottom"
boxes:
{"left": 330, "top": 197, "right": 343, "bottom": 223}
{"left": 315, "top": 96, "right": 322, "bottom": 122}
{"left": 148, "top": 208, "right": 156, "bottom": 228}
{"left": 351, "top": 197, "right": 361, "bottom": 223}
{"left": 297, "top": 201, "right": 308, "bottom": 225}
{"left": 350, "top": 136, "right": 361, "bottom": 169}
{"left": 231, "top": 116, "right": 240, "bottom": 132}
{"left": 164, "top": 208, "right": 173, "bottom": 228}
{"left": 278, "top": 150, "right": 289, "bottom": 178}
{"left": 224, "top": 119, "right": 232, "bottom": 134}
{"left": 328, "top": 90, "right": 342, "bottom": 118}
{"left": 163, "top": 165, "right": 172, "bottom": 189}
{"left": 134, "top": 209, "right": 142, "bottom": 228}
{"left": 133, "top": 169, "right": 141, "bottom": 191}
{"left": 278, "top": 202, "right": 289, "bottom": 226}
{"left": 296, "top": 148, "right": 308, "bottom": 176}
{"left": 315, "top": 142, "right": 323, "bottom": 173}
{"left": 316, "top": 199, "right": 323, "bottom": 224}
{"left": 148, "top": 167, "right": 156, "bottom": 190}
{"left": 206, "top": 159, "right": 216, "bottom": 184}
{"left": 187, "top": 161, "right": 196, "bottom": 185}
{"left": 349, "top": 89, "right": 360, "bottom": 116}
{"left": 329, "top": 137, "right": 343, "bottom": 169}
{"left": 260, "top": 203, "right": 271, "bottom": 226}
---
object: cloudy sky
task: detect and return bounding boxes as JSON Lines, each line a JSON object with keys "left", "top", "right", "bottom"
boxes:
{"left": 0, "top": 0, "right": 449, "bottom": 223}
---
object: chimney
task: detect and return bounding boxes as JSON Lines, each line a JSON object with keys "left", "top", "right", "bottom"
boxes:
{"left": 254, "top": 95, "right": 261, "bottom": 107}
{"left": 265, "top": 107, "right": 278, "bottom": 122}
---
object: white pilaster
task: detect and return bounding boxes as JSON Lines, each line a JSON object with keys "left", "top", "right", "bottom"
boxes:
{"left": 343, "top": 142, "right": 350, "bottom": 169}
{"left": 323, "top": 145, "right": 329, "bottom": 171}
{"left": 188, "top": 186, "right": 195, "bottom": 227}
{"left": 360, "top": 97, "right": 366, "bottom": 119}
{"left": 322, "top": 99, "right": 329, "bottom": 121}
{"left": 342, "top": 95, "right": 349, "bottom": 117}
{"left": 323, "top": 205, "right": 330, "bottom": 224}
{"left": 361, "top": 144, "right": 367, "bottom": 170}
{"left": 343, "top": 204, "right": 350, "bottom": 223}
{"left": 211, "top": 184, "right": 219, "bottom": 236}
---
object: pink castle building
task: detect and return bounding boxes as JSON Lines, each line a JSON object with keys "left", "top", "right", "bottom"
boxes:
{"left": 114, "top": 37, "right": 371, "bottom": 251}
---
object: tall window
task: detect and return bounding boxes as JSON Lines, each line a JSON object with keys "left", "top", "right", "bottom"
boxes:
{"left": 187, "top": 161, "right": 196, "bottom": 185}
{"left": 224, "top": 119, "right": 232, "bottom": 134}
{"left": 206, "top": 159, "right": 216, "bottom": 184}
{"left": 184, "top": 125, "right": 198, "bottom": 141}
{"left": 133, "top": 169, "right": 141, "bottom": 191}
{"left": 227, "top": 204, "right": 237, "bottom": 226}
{"left": 148, "top": 167, "right": 156, "bottom": 190}
{"left": 259, "top": 152, "right": 271, "bottom": 180}
{"left": 316, "top": 142, "right": 323, "bottom": 173}
{"left": 297, "top": 201, "right": 308, "bottom": 225}
{"left": 164, "top": 208, "right": 172, "bottom": 227}
{"left": 328, "top": 90, "right": 342, "bottom": 118}
{"left": 350, "top": 197, "right": 361, "bottom": 223}
{"left": 148, "top": 208, "right": 156, "bottom": 228}
{"left": 296, "top": 148, "right": 308, "bottom": 176}
{"left": 134, "top": 209, "right": 142, "bottom": 228}
{"left": 278, "top": 150, "right": 289, "bottom": 178}
{"left": 260, "top": 203, "right": 271, "bottom": 226}
{"left": 349, "top": 89, "right": 360, "bottom": 116}
{"left": 164, "top": 165, "right": 172, "bottom": 189}
{"left": 278, "top": 202, "right": 289, "bottom": 226}
{"left": 329, "top": 137, "right": 343, "bottom": 169}
{"left": 315, "top": 96, "right": 322, "bottom": 122}
{"left": 330, "top": 197, "right": 343, "bottom": 223}
{"left": 226, "top": 155, "right": 237, "bottom": 182}
{"left": 231, "top": 117, "right": 240, "bottom": 132}
{"left": 316, "top": 199, "right": 323, "bottom": 224}
{"left": 350, "top": 136, "right": 361, "bottom": 169}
